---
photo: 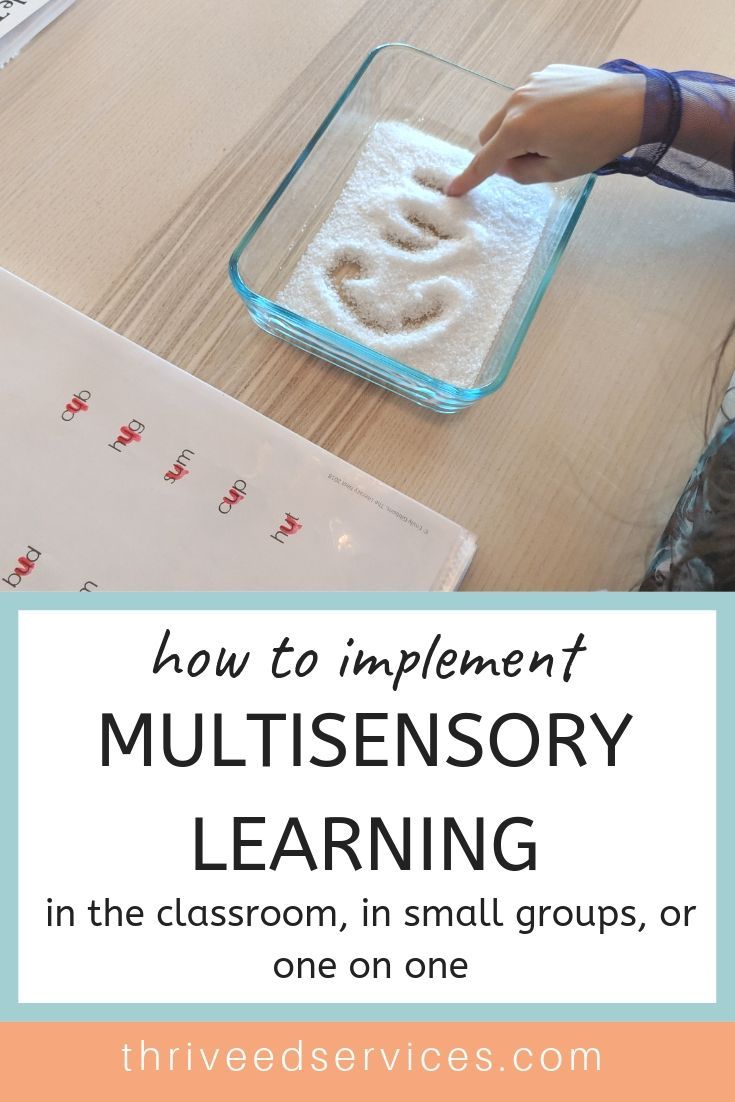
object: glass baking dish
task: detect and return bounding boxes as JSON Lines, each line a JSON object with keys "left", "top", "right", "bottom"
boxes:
{"left": 230, "top": 42, "right": 594, "bottom": 413}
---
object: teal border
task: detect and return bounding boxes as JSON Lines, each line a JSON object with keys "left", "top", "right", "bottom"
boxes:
{"left": 1, "top": 591, "right": 731, "bottom": 1022}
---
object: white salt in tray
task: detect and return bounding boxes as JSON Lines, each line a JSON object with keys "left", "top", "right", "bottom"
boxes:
{"left": 279, "top": 121, "right": 554, "bottom": 391}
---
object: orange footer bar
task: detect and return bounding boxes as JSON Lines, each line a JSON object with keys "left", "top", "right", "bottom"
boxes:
{"left": 1, "top": 1022, "right": 733, "bottom": 1100}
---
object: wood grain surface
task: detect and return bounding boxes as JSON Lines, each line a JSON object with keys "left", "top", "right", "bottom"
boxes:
{"left": 2, "top": 0, "right": 734, "bottom": 589}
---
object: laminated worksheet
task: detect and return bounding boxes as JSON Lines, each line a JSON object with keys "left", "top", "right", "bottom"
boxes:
{"left": 0, "top": 0, "right": 75, "bottom": 67}
{"left": 0, "top": 269, "right": 475, "bottom": 590}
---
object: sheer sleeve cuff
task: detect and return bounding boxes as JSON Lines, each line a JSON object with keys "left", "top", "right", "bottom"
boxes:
{"left": 595, "top": 58, "right": 735, "bottom": 201}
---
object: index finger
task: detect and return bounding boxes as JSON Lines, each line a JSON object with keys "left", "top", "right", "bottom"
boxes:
{"left": 445, "top": 122, "right": 524, "bottom": 196}
{"left": 478, "top": 104, "right": 507, "bottom": 145}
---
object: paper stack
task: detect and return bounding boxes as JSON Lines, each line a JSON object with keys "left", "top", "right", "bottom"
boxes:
{"left": 0, "top": 0, "right": 75, "bottom": 69}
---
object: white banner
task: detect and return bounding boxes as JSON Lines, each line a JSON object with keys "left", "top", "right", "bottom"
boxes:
{"left": 18, "top": 608, "right": 716, "bottom": 1003}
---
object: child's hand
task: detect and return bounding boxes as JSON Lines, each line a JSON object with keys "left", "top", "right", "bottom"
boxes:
{"left": 446, "top": 64, "right": 645, "bottom": 195}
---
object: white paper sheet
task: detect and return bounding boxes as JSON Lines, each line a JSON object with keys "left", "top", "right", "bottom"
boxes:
{"left": 0, "top": 0, "right": 75, "bottom": 67}
{"left": 0, "top": 269, "right": 475, "bottom": 591}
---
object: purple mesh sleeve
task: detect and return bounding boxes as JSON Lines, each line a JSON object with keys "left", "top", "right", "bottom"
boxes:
{"left": 596, "top": 58, "right": 735, "bottom": 201}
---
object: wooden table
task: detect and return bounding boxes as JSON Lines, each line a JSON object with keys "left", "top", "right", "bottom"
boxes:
{"left": 2, "top": 0, "right": 734, "bottom": 589}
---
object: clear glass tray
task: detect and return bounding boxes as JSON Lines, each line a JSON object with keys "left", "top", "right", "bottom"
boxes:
{"left": 230, "top": 43, "right": 594, "bottom": 413}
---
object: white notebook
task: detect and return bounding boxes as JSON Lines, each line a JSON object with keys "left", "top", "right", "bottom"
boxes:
{"left": 0, "top": 269, "right": 475, "bottom": 591}
{"left": 0, "top": 0, "right": 75, "bottom": 68}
